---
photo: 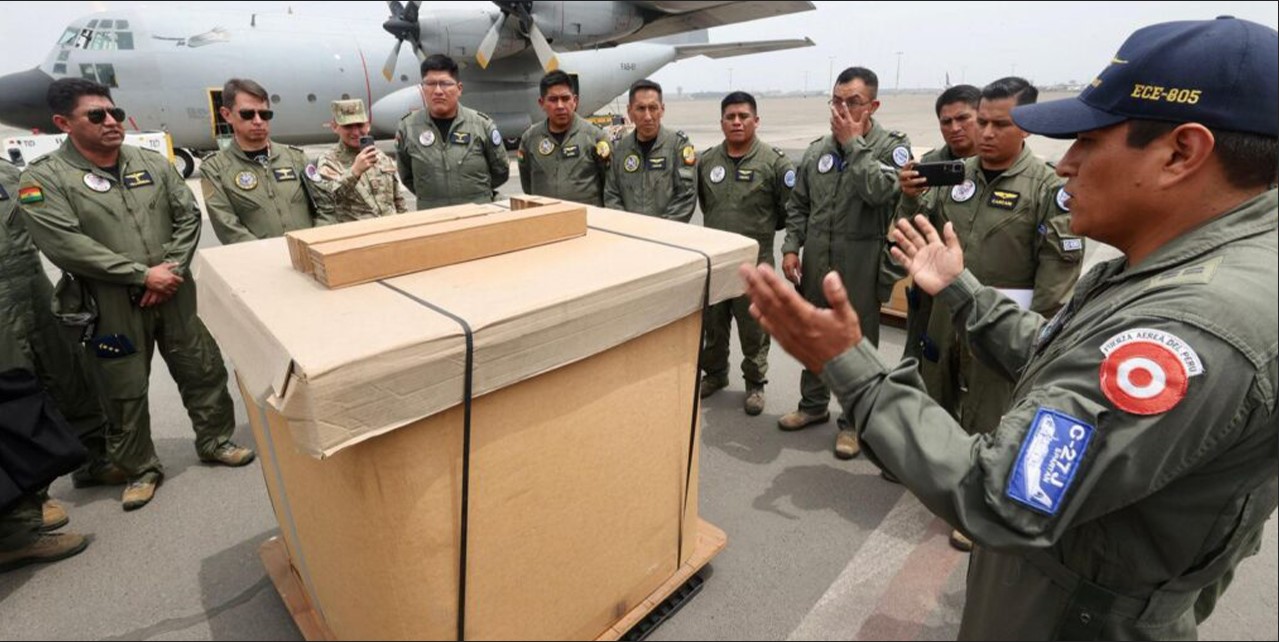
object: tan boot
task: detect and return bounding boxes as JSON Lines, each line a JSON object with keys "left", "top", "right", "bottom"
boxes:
{"left": 122, "top": 472, "right": 162, "bottom": 511}
{"left": 0, "top": 532, "right": 89, "bottom": 573}
{"left": 40, "top": 500, "right": 69, "bottom": 532}
{"left": 949, "top": 529, "right": 974, "bottom": 552}
{"left": 777, "top": 409, "right": 830, "bottom": 431}
{"left": 699, "top": 375, "right": 728, "bottom": 399}
{"left": 199, "top": 441, "right": 256, "bottom": 467}
{"left": 71, "top": 460, "right": 129, "bottom": 488}
{"left": 834, "top": 429, "right": 861, "bottom": 459}
{"left": 743, "top": 386, "right": 766, "bottom": 416}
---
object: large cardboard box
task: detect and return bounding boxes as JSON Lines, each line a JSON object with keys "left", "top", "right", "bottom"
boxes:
{"left": 196, "top": 205, "right": 756, "bottom": 640}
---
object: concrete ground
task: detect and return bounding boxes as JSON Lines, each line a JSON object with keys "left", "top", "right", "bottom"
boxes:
{"left": 1, "top": 94, "right": 1274, "bottom": 641}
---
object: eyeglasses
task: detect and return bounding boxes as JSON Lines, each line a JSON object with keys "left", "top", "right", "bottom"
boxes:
{"left": 83, "top": 107, "right": 126, "bottom": 124}
{"left": 828, "top": 97, "right": 871, "bottom": 110}
{"left": 238, "top": 109, "right": 274, "bottom": 121}
{"left": 422, "top": 80, "right": 459, "bottom": 89}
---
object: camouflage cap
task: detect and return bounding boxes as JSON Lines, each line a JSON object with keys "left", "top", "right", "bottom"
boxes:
{"left": 331, "top": 99, "right": 369, "bottom": 126}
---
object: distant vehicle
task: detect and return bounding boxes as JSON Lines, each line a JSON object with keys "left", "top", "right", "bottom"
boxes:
{"left": 587, "top": 113, "right": 631, "bottom": 141}
{"left": 0, "top": 1, "right": 815, "bottom": 177}
{"left": 4, "top": 130, "right": 174, "bottom": 167}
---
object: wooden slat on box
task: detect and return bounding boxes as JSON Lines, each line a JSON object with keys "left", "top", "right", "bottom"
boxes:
{"left": 509, "top": 194, "right": 562, "bottom": 211}
{"left": 286, "top": 203, "right": 505, "bottom": 274}
{"left": 306, "top": 202, "right": 588, "bottom": 288}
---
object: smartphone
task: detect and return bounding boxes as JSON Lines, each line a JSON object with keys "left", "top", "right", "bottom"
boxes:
{"left": 914, "top": 160, "right": 966, "bottom": 187}
{"left": 358, "top": 135, "right": 376, "bottom": 150}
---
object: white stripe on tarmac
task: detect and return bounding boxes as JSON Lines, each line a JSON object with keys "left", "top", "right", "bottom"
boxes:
{"left": 786, "top": 490, "right": 939, "bottom": 641}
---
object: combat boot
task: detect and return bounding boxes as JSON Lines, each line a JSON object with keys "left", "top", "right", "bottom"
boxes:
{"left": 778, "top": 409, "right": 830, "bottom": 431}
{"left": 199, "top": 441, "right": 257, "bottom": 467}
{"left": 41, "top": 500, "right": 69, "bottom": 532}
{"left": 949, "top": 529, "right": 974, "bottom": 552}
{"left": 743, "top": 385, "right": 766, "bottom": 416}
{"left": 122, "top": 472, "right": 162, "bottom": 511}
{"left": 0, "top": 532, "right": 89, "bottom": 573}
{"left": 834, "top": 429, "right": 861, "bottom": 459}
{"left": 71, "top": 459, "right": 129, "bottom": 488}
{"left": 699, "top": 375, "right": 728, "bottom": 399}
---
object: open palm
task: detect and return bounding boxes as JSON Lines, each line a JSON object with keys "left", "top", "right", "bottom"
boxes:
{"left": 888, "top": 215, "right": 964, "bottom": 296}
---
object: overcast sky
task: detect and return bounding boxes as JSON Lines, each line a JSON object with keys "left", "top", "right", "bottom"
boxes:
{"left": 2, "top": 1, "right": 1275, "bottom": 93}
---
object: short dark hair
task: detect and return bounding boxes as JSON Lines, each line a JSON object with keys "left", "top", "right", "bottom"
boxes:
{"left": 935, "top": 84, "right": 980, "bottom": 117}
{"left": 982, "top": 77, "right": 1038, "bottom": 107}
{"left": 1126, "top": 119, "right": 1279, "bottom": 190}
{"left": 420, "top": 54, "right": 459, "bottom": 80}
{"left": 222, "top": 78, "right": 269, "bottom": 109}
{"left": 835, "top": 67, "right": 878, "bottom": 99}
{"left": 47, "top": 78, "right": 112, "bottom": 116}
{"left": 628, "top": 79, "right": 663, "bottom": 104}
{"left": 539, "top": 70, "right": 575, "bottom": 98}
{"left": 721, "top": 91, "right": 757, "bottom": 115}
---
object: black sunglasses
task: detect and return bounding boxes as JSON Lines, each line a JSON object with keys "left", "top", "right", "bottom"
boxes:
{"left": 84, "top": 107, "right": 126, "bottom": 124}
{"left": 238, "top": 109, "right": 275, "bottom": 121}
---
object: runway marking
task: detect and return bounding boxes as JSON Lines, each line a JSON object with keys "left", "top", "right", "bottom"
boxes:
{"left": 786, "top": 490, "right": 963, "bottom": 640}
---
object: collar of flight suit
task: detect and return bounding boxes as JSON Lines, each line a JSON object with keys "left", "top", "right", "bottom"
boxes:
{"left": 541, "top": 114, "right": 585, "bottom": 140}
{"left": 53, "top": 138, "right": 141, "bottom": 180}
{"left": 417, "top": 104, "right": 478, "bottom": 136}
{"left": 717, "top": 136, "right": 762, "bottom": 163}
{"left": 1104, "top": 189, "right": 1278, "bottom": 285}
{"left": 824, "top": 118, "right": 884, "bottom": 156}
{"left": 227, "top": 139, "right": 286, "bottom": 164}
{"left": 970, "top": 143, "right": 1039, "bottom": 186}
{"left": 630, "top": 126, "right": 674, "bottom": 155}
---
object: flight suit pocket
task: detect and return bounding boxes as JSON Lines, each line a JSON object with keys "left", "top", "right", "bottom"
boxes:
{"left": 95, "top": 351, "right": 147, "bottom": 400}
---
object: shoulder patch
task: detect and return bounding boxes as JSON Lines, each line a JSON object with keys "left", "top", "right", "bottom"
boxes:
{"left": 1099, "top": 328, "right": 1203, "bottom": 415}
{"left": 1055, "top": 187, "right": 1071, "bottom": 212}
{"left": 783, "top": 168, "right": 796, "bottom": 188}
{"left": 18, "top": 185, "right": 44, "bottom": 204}
{"left": 891, "top": 145, "right": 911, "bottom": 168}
{"left": 1007, "top": 407, "right": 1094, "bottom": 515}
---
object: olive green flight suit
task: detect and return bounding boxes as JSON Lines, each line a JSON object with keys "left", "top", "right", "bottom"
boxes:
{"left": 823, "top": 190, "right": 1279, "bottom": 640}
{"left": 900, "top": 145, "right": 1082, "bottom": 435}
{"left": 697, "top": 138, "right": 794, "bottom": 388}
{"left": 898, "top": 143, "right": 966, "bottom": 364}
{"left": 201, "top": 141, "right": 329, "bottom": 244}
{"left": 19, "top": 141, "right": 237, "bottom": 477}
{"left": 395, "top": 105, "right": 511, "bottom": 210}
{"left": 314, "top": 142, "right": 406, "bottom": 221}
{"left": 517, "top": 115, "right": 612, "bottom": 206}
{"left": 603, "top": 127, "right": 697, "bottom": 222}
{"left": 782, "top": 120, "right": 910, "bottom": 417}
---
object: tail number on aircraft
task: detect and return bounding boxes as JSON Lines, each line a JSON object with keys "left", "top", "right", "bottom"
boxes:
{"left": 620, "top": 62, "right": 637, "bottom": 71}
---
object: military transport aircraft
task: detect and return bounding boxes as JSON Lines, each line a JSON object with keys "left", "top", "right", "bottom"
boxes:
{"left": 0, "top": 1, "right": 814, "bottom": 177}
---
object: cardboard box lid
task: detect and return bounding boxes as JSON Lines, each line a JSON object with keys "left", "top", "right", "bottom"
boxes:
{"left": 195, "top": 206, "right": 757, "bottom": 458}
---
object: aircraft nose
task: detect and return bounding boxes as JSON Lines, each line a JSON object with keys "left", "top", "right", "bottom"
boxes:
{"left": 0, "top": 67, "right": 56, "bottom": 132}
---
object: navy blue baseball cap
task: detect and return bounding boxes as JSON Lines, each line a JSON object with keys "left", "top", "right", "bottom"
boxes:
{"left": 1013, "top": 17, "right": 1279, "bottom": 139}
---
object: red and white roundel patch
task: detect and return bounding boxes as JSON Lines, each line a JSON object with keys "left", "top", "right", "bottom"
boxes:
{"left": 1098, "top": 328, "right": 1203, "bottom": 415}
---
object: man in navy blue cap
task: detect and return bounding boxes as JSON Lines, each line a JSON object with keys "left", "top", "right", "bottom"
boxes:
{"left": 740, "top": 17, "right": 1277, "bottom": 639}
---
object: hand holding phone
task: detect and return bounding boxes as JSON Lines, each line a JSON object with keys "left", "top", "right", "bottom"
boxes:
{"left": 913, "top": 160, "right": 966, "bottom": 187}
{"left": 359, "top": 135, "right": 376, "bottom": 150}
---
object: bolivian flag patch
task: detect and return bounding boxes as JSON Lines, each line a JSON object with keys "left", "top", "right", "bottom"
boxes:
{"left": 18, "top": 186, "right": 44, "bottom": 204}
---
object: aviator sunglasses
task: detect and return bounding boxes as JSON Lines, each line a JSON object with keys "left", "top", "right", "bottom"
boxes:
{"left": 84, "top": 107, "right": 126, "bottom": 124}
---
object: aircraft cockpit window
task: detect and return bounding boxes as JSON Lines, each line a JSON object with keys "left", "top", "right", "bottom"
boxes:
{"left": 87, "top": 19, "right": 99, "bottom": 28}
{"left": 117, "top": 20, "right": 129, "bottom": 29}
{"left": 53, "top": 64, "right": 67, "bottom": 75}
{"left": 57, "top": 51, "right": 70, "bottom": 61}
{"left": 58, "top": 29, "right": 77, "bottom": 46}
{"left": 99, "top": 20, "right": 115, "bottom": 29}
{"left": 96, "top": 64, "right": 118, "bottom": 88}
{"left": 116, "top": 32, "right": 134, "bottom": 49}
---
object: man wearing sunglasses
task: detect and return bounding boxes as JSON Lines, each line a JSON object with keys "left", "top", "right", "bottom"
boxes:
{"left": 395, "top": 54, "right": 510, "bottom": 209}
{"left": 17, "top": 78, "right": 253, "bottom": 512}
{"left": 777, "top": 66, "right": 911, "bottom": 460}
{"left": 202, "top": 78, "right": 331, "bottom": 244}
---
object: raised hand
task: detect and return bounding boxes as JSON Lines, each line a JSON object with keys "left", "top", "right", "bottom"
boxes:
{"left": 740, "top": 264, "right": 862, "bottom": 374}
{"left": 888, "top": 215, "right": 964, "bottom": 296}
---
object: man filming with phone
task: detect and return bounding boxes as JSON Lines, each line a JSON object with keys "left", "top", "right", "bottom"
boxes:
{"left": 315, "top": 99, "right": 407, "bottom": 222}
{"left": 895, "top": 77, "right": 1084, "bottom": 552}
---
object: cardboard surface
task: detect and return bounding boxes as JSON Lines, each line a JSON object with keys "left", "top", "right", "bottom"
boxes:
{"left": 306, "top": 203, "right": 587, "bottom": 288}
{"left": 244, "top": 314, "right": 704, "bottom": 640}
{"left": 198, "top": 204, "right": 756, "bottom": 458}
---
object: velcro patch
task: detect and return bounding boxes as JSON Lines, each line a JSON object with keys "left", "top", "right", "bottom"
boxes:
{"left": 1007, "top": 407, "right": 1094, "bottom": 515}
{"left": 988, "top": 189, "right": 1021, "bottom": 210}
{"left": 18, "top": 186, "right": 44, "bottom": 204}
{"left": 735, "top": 168, "right": 754, "bottom": 182}
{"left": 272, "top": 167, "right": 298, "bottom": 182}
{"left": 647, "top": 156, "right": 667, "bottom": 171}
{"left": 122, "top": 170, "right": 155, "bottom": 189}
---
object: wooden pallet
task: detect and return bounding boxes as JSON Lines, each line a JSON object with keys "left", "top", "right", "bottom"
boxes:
{"left": 259, "top": 519, "right": 727, "bottom": 641}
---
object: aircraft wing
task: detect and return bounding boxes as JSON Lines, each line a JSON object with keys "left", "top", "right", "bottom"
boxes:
{"left": 613, "top": 1, "right": 816, "bottom": 45}
{"left": 673, "top": 37, "right": 815, "bottom": 61}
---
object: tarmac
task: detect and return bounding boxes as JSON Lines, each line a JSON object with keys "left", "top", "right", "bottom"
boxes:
{"left": 1, "top": 93, "right": 1274, "bottom": 641}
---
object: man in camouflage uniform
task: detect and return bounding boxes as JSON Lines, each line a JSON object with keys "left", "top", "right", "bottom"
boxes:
{"left": 894, "top": 84, "right": 980, "bottom": 366}
{"left": 603, "top": 79, "right": 697, "bottom": 221}
{"left": 696, "top": 91, "right": 794, "bottom": 416}
{"left": 896, "top": 79, "right": 1083, "bottom": 552}
{"left": 517, "top": 70, "right": 611, "bottom": 206}
{"left": 743, "top": 17, "right": 1278, "bottom": 639}
{"left": 19, "top": 79, "right": 254, "bottom": 512}
{"left": 201, "top": 78, "right": 330, "bottom": 244}
{"left": 314, "top": 98, "right": 406, "bottom": 221}
{"left": 778, "top": 66, "right": 910, "bottom": 459}
{"left": 396, "top": 54, "right": 510, "bottom": 210}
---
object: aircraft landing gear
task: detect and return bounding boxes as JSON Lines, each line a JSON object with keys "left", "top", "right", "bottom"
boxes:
{"left": 173, "top": 147, "right": 196, "bottom": 179}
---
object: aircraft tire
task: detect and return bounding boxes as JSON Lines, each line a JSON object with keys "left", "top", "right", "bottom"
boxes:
{"left": 173, "top": 148, "right": 196, "bottom": 179}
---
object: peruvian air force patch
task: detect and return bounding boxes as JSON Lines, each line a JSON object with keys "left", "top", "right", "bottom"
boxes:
{"left": 1007, "top": 407, "right": 1094, "bottom": 515}
{"left": 1098, "top": 328, "right": 1202, "bottom": 415}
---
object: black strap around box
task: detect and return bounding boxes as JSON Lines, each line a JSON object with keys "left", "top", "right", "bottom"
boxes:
{"left": 377, "top": 225, "right": 712, "bottom": 641}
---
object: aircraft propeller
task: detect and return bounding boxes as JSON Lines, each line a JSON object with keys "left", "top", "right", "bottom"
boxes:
{"left": 381, "top": 0, "right": 425, "bottom": 81}
{"left": 476, "top": 1, "right": 559, "bottom": 72}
